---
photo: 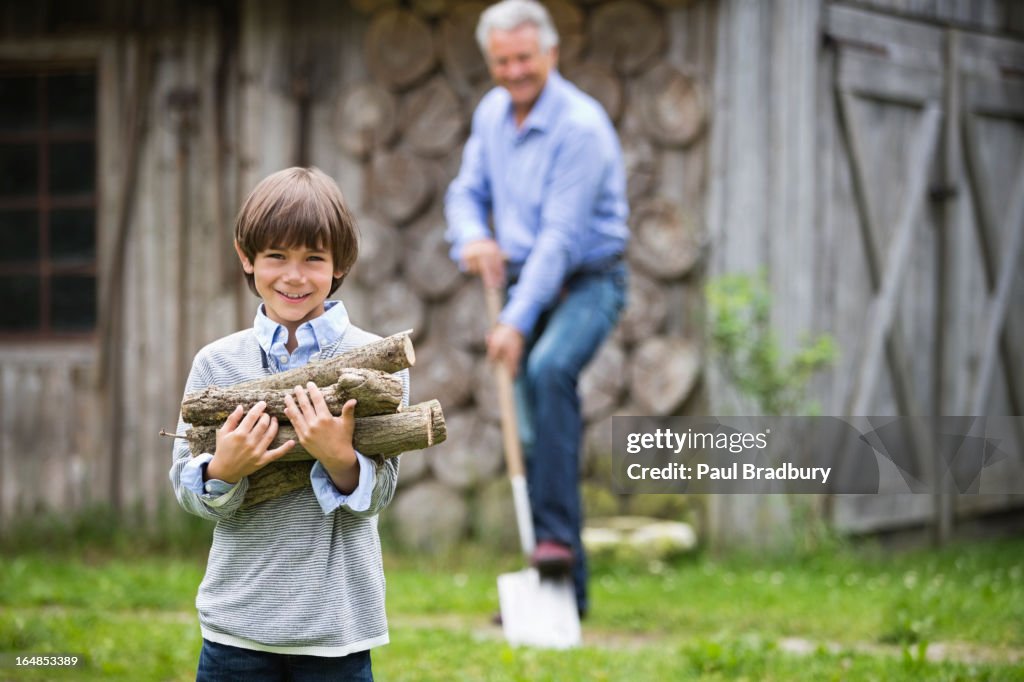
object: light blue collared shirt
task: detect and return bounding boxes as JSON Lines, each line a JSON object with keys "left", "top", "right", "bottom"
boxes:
{"left": 180, "top": 299, "right": 377, "bottom": 514}
{"left": 445, "top": 69, "right": 629, "bottom": 335}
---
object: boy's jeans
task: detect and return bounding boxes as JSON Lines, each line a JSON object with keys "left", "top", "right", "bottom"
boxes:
{"left": 514, "top": 261, "right": 628, "bottom": 614}
{"left": 197, "top": 639, "right": 372, "bottom": 682}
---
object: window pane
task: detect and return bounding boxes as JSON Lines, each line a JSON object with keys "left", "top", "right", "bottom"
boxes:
{"left": 47, "top": 72, "right": 95, "bottom": 131}
{"left": 0, "top": 275, "right": 40, "bottom": 331}
{"left": 0, "top": 144, "right": 39, "bottom": 197}
{"left": 0, "top": 210, "right": 39, "bottom": 264}
{"left": 50, "top": 209, "right": 95, "bottom": 265}
{"left": 49, "top": 141, "right": 94, "bottom": 195}
{"left": 0, "top": 75, "right": 39, "bottom": 132}
{"left": 51, "top": 274, "right": 95, "bottom": 331}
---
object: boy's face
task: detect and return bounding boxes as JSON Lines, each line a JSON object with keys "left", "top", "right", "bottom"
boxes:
{"left": 235, "top": 242, "right": 343, "bottom": 333}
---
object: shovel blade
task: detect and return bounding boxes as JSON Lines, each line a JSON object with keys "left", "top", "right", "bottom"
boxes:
{"left": 497, "top": 568, "right": 581, "bottom": 649}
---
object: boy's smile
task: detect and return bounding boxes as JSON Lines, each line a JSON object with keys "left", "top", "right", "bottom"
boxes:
{"left": 235, "top": 242, "right": 342, "bottom": 347}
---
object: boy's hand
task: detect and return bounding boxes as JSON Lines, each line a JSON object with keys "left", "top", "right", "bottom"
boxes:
{"left": 208, "top": 401, "right": 295, "bottom": 484}
{"left": 284, "top": 383, "right": 359, "bottom": 494}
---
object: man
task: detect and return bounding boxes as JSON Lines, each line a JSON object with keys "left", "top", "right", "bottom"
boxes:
{"left": 445, "top": 0, "right": 629, "bottom": 617}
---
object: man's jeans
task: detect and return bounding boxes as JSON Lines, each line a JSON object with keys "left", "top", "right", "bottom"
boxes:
{"left": 196, "top": 639, "right": 373, "bottom": 682}
{"left": 514, "top": 262, "right": 627, "bottom": 613}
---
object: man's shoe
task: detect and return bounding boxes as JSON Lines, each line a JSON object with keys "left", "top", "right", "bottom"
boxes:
{"left": 530, "top": 540, "right": 573, "bottom": 578}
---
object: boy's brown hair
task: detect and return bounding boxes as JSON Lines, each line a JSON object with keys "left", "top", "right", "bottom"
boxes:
{"left": 234, "top": 167, "right": 359, "bottom": 296}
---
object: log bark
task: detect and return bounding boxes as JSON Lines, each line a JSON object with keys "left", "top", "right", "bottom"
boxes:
{"left": 364, "top": 9, "right": 436, "bottom": 90}
{"left": 226, "top": 331, "right": 415, "bottom": 393}
{"left": 243, "top": 460, "right": 314, "bottom": 509}
{"left": 187, "top": 399, "right": 447, "bottom": 459}
{"left": 181, "top": 368, "right": 403, "bottom": 425}
{"left": 332, "top": 82, "right": 397, "bottom": 159}
{"left": 589, "top": 1, "right": 665, "bottom": 75}
{"left": 636, "top": 62, "right": 707, "bottom": 147}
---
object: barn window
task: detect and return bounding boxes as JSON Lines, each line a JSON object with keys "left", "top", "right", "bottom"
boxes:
{"left": 0, "top": 67, "right": 97, "bottom": 338}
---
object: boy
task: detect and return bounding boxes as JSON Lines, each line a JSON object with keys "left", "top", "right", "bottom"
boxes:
{"left": 169, "top": 167, "right": 406, "bottom": 681}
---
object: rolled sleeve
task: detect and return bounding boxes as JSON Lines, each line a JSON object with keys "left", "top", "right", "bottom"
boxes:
{"left": 310, "top": 451, "right": 378, "bottom": 515}
{"left": 181, "top": 453, "right": 243, "bottom": 508}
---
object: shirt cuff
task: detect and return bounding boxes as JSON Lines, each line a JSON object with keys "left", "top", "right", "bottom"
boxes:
{"left": 182, "top": 453, "right": 242, "bottom": 508}
{"left": 499, "top": 294, "right": 542, "bottom": 337}
{"left": 310, "top": 451, "right": 378, "bottom": 515}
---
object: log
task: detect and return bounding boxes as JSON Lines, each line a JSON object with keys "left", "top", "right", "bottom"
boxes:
{"left": 409, "top": 340, "right": 475, "bottom": 409}
{"left": 636, "top": 62, "right": 707, "bottom": 147}
{"left": 472, "top": 358, "right": 500, "bottom": 423}
{"left": 621, "top": 133, "right": 658, "bottom": 203}
{"left": 243, "top": 460, "right": 314, "bottom": 509}
{"left": 613, "top": 270, "right": 668, "bottom": 346}
{"left": 434, "top": 282, "right": 488, "bottom": 351}
{"left": 332, "top": 82, "right": 397, "bottom": 159}
{"left": 411, "top": 0, "right": 450, "bottom": 19}
{"left": 395, "top": 442, "right": 430, "bottom": 486}
{"left": 351, "top": 0, "right": 398, "bottom": 15}
{"left": 351, "top": 214, "right": 401, "bottom": 286}
{"left": 565, "top": 62, "right": 623, "bottom": 121}
{"left": 403, "top": 213, "right": 465, "bottom": 301}
{"left": 427, "top": 411, "right": 503, "bottom": 490}
{"left": 364, "top": 9, "right": 436, "bottom": 90}
{"left": 471, "top": 478, "right": 519, "bottom": 550}
{"left": 369, "top": 150, "right": 435, "bottom": 224}
{"left": 628, "top": 197, "right": 703, "bottom": 279}
{"left": 629, "top": 336, "right": 700, "bottom": 415}
{"left": 440, "top": 2, "right": 490, "bottom": 97}
{"left": 649, "top": 0, "right": 698, "bottom": 7}
{"left": 368, "top": 279, "right": 427, "bottom": 342}
{"left": 226, "top": 331, "right": 415, "bottom": 393}
{"left": 390, "top": 480, "right": 469, "bottom": 553}
{"left": 544, "top": 0, "right": 585, "bottom": 67}
{"left": 181, "top": 368, "right": 403, "bottom": 425}
{"left": 589, "top": 1, "right": 665, "bottom": 76}
{"left": 579, "top": 339, "right": 627, "bottom": 423}
{"left": 187, "top": 399, "right": 447, "bottom": 459}
{"left": 400, "top": 76, "right": 466, "bottom": 158}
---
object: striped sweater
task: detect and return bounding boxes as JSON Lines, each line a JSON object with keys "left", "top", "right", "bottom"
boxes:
{"left": 169, "top": 319, "right": 407, "bottom": 656}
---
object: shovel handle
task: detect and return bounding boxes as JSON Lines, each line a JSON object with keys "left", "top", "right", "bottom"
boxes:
{"left": 485, "top": 287, "right": 526, "bottom": 479}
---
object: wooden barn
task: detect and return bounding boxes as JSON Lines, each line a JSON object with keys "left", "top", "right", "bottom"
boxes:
{"left": 1, "top": 0, "right": 1022, "bottom": 548}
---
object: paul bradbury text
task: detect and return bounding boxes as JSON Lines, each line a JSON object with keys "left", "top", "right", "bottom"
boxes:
{"left": 625, "top": 462, "right": 831, "bottom": 484}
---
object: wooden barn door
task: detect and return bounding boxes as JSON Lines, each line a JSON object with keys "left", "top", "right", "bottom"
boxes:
{"left": 821, "top": 5, "right": 1024, "bottom": 538}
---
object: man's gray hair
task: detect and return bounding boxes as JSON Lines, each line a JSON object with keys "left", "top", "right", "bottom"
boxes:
{"left": 476, "top": 0, "right": 560, "bottom": 55}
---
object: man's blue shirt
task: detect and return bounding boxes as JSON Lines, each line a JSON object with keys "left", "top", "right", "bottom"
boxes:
{"left": 445, "top": 70, "right": 629, "bottom": 335}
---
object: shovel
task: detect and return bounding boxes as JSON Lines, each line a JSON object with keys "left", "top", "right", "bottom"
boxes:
{"left": 485, "top": 286, "right": 581, "bottom": 649}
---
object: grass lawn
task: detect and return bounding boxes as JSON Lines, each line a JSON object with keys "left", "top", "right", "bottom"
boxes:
{"left": 1, "top": 514, "right": 1022, "bottom": 681}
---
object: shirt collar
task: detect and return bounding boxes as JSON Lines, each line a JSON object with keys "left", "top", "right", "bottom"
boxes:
{"left": 253, "top": 299, "right": 350, "bottom": 356}
{"left": 513, "top": 69, "right": 565, "bottom": 134}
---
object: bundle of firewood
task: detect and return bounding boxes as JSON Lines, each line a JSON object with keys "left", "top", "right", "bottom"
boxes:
{"left": 173, "top": 331, "right": 446, "bottom": 508}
